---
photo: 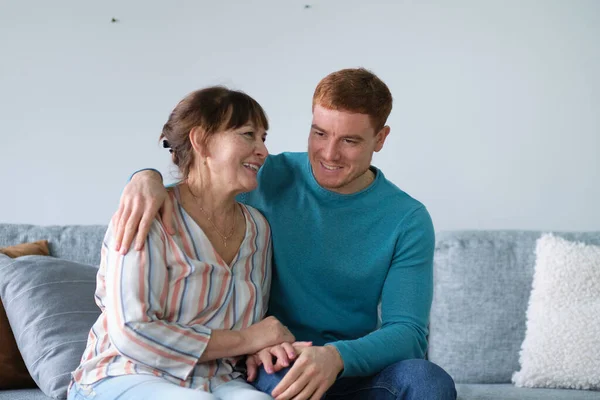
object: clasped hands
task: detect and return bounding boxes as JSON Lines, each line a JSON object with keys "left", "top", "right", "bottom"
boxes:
{"left": 246, "top": 342, "right": 344, "bottom": 400}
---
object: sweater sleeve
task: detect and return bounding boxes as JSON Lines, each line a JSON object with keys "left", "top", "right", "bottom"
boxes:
{"left": 100, "top": 220, "right": 212, "bottom": 380}
{"left": 328, "top": 206, "right": 435, "bottom": 377}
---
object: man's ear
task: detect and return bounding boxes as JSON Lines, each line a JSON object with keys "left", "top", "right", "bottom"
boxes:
{"left": 374, "top": 126, "right": 391, "bottom": 152}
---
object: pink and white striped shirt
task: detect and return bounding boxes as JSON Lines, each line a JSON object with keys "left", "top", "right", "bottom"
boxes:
{"left": 71, "top": 188, "right": 272, "bottom": 392}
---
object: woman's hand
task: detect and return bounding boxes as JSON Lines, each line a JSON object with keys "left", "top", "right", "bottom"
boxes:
{"left": 241, "top": 316, "right": 296, "bottom": 356}
{"left": 112, "top": 170, "right": 174, "bottom": 253}
{"left": 246, "top": 341, "right": 313, "bottom": 382}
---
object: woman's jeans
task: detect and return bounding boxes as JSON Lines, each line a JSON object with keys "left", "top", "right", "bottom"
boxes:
{"left": 252, "top": 358, "right": 457, "bottom": 400}
{"left": 68, "top": 375, "right": 273, "bottom": 400}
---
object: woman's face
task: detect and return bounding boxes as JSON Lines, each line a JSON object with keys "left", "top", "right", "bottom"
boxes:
{"left": 203, "top": 123, "right": 268, "bottom": 193}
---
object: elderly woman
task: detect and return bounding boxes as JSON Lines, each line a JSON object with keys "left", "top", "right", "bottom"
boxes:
{"left": 68, "top": 87, "right": 294, "bottom": 400}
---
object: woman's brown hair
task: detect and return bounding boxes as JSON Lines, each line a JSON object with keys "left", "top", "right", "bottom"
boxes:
{"left": 160, "top": 86, "right": 268, "bottom": 179}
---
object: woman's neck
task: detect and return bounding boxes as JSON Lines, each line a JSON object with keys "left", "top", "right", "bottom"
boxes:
{"left": 180, "top": 178, "right": 237, "bottom": 222}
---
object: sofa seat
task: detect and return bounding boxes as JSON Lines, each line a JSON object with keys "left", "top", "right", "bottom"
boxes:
{"left": 3, "top": 385, "right": 600, "bottom": 400}
{"left": 0, "top": 389, "right": 49, "bottom": 400}
{"left": 457, "top": 384, "right": 600, "bottom": 399}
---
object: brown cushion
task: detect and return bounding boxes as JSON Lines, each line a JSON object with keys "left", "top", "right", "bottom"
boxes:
{"left": 0, "top": 240, "right": 50, "bottom": 258}
{"left": 0, "top": 240, "right": 49, "bottom": 389}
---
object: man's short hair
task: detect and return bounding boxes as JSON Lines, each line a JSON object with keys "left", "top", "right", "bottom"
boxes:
{"left": 312, "top": 68, "right": 393, "bottom": 131}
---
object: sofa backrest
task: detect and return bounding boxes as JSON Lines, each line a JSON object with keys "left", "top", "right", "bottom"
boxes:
{"left": 3, "top": 224, "right": 600, "bottom": 385}
{"left": 428, "top": 230, "right": 600, "bottom": 384}
{"left": 0, "top": 224, "right": 107, "bottom": 266}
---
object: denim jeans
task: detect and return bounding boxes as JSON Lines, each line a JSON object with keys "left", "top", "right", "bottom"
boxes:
{"left": 68, "top": 375, "right": 273, "bottom": 400}
{"left": 252, "top": 359, "right": 457, "bottom": 400}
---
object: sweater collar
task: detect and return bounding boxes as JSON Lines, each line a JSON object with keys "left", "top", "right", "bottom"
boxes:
{"left": 304, "top": 154, "right": 382, "bottom": 200}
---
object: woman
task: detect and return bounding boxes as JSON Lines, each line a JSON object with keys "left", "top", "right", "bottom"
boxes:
{"left": 69, "top": 87, "right": 294, "bottom": 399}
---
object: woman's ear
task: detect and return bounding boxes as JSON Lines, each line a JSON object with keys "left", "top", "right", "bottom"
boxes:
{"left": 189, "top": 126, "right": 206, "bottom": 157}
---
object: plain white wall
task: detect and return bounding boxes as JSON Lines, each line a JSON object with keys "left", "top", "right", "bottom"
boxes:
{"left": 1, "top": 0, "right": 599, "bottom": 231}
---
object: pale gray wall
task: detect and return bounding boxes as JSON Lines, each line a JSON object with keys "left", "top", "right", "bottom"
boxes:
{"left": 1, "top": 0, "right": 599, "bottom": 230}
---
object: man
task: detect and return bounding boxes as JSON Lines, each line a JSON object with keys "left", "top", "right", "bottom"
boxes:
{"left": 113, "top": 68, "right": 456, "bottom": 400}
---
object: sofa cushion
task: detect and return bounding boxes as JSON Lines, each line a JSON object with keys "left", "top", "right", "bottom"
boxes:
{"left": 0, "top": 255, "right": 100, "bottom": 399}
{"left": 0, "top": 240, "right": 49, "bottom": 258}
{"left": 456, "top": 384, "right": 600, "bottom": 400}
{"left": 0, "top": 241, "right": 50, "bottom": 390}
{"left": 0, "top": 389, "right": 50, "bottom": 400}
{"left": 0, "top": 224, "right": 106, "bottom": 266}
{"left": 428, "top": 231, "right": 600, "bottom": 384}
{"left": 512, "top": 234, "right": 600, "bottom": 390}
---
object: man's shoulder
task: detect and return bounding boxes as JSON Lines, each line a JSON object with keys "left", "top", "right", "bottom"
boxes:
{"left": 264, "top": 152, "right": 307, "bottom": 170}
{"left": 374, "top": 171, "right": 427, "bottom": 213}
{"left": 370, "top": 171, "right": 434, "bottom": 236}
{"left": 258, "top": 152, "right": 308, "bottom": 185}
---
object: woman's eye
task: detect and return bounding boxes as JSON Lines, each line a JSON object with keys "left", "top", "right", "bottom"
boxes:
{"left": 243, "top": 131, "right": 254, "bottom": 137}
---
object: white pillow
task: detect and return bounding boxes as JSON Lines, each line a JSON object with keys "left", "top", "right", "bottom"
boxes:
{"left": 512, "top": 234, "right": 600, "bottom": 390}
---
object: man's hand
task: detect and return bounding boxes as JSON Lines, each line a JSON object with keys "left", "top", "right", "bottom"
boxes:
{"left": 111, "top": 170, "right": 173, "bottom": 254}
{"left": 271, "top": 345, "right": 344, "bottom": 400}
{"left": 246, "top": 341, "right": 312, "bottom": 382}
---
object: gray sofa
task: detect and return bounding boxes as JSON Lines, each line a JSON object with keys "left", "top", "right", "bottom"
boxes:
{"left": 1, "top": 223, "right": 599, "bottom": 400}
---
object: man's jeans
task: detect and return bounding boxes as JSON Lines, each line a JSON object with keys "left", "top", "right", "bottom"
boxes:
{"left": 251, "top": 359, "right": 457, "bottom": 400}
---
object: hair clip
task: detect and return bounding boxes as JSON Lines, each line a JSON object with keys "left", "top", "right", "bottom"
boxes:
{"left": 162, "top": 139, "right": 173, "bottom": 154}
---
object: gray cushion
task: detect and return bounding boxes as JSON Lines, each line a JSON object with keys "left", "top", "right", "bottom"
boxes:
{"left": 0, "top": 224, "right": 106, "bottom": 266}
{"left": 0, "top": 389, "right": 50, "bottom": 400}
{"left": 428, "top": 231, "right": 600, "bottom": 384}
{"left": 457, "top": 384, "right": 600, "bottom": 400}
{"left": 0, "top": 255, "right": 100, "bottom": 399}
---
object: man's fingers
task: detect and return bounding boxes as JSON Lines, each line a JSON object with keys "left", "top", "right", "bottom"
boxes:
{"left": 161, "top": 197, "right": 176, "bottom": 235}
{"left": 274, "top": 372, "right": 311, "bottom": 400}
{"left": 120, "top": 207, "right": 142, "bottom": 254}
{"left": 292, "top": 341, "right": 313, "bottom": 352}
{"left": 309, "top": 385, "right": 327, "bottom": 400}
{"left": 290, "top": 380, "right": 319, "bottom": 400}
{"left": 111, "top": 207, "right": 123, "bottom": 246}
{"left": 135, "top": 214, "right": 154, "bottom": 251}
{"left": 114, "top": 207, "right": 131, "bottom": 251}
{"left": 272, "top": 362, "right": 303, "bottom": 398}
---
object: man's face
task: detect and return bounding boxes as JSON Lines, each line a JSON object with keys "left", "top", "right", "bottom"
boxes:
{"left": 308, "top": 105, "right": 389, "bottom": 194}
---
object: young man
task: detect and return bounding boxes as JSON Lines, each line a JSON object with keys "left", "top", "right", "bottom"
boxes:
{"left": 113, "top": 68, "right": 456, "bottom": 400}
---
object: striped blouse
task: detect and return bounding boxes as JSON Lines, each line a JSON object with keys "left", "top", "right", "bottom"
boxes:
{"left": 71, "top": 187, "right": 272, "bottom": 392}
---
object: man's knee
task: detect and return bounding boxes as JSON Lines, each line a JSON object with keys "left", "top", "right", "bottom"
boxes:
{"left": 250, "top": 366, "right": 292, "bottom": 395}
{"left": 382, "top": 359, "right": 456, "bottom": 400}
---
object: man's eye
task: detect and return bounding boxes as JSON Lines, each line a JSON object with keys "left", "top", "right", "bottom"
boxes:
{"left": 314, "top": 131, "right": 324, "bottom": 137}
{"left": 344, "top": 139, "right": 357, "bottom": 144}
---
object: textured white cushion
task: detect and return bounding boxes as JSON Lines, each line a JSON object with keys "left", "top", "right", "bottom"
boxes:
{"left": 512, "top": 234, "right": 600, "bottom": 390}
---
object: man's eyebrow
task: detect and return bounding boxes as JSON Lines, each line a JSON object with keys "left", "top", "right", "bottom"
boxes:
{"left": 311, "top": 124, "right": 327, "bottom": 133}
{"left": 311, "top": 124, "right": 364, "bottom": 140}
{"left": 343, "top": 134, "right": 364, "bottom": 141}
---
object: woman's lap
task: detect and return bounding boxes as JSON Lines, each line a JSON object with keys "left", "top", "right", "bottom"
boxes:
{"left": 68, "top": 375, "right": 272, "bottom": 400}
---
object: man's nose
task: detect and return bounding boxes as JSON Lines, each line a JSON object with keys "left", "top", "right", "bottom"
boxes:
{"left": 323, "top": 140, "right": 340, "bottom": 161}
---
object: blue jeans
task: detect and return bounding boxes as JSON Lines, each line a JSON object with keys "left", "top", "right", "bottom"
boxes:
{"left": 252, "top": 359, "right": 456, "bottom": 400}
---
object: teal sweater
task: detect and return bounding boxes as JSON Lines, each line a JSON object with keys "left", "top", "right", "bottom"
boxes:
{"left": 239, "top": 152, "right": 434, "bottom": 377}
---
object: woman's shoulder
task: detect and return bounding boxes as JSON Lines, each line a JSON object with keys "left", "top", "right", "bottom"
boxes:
{"left": 240, "top": 203, "right": 270, "bottom": 231}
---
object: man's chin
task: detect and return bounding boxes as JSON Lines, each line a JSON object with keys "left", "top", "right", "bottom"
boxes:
{"left": 315, "top": 176, "right": 345, "bottom": 191}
